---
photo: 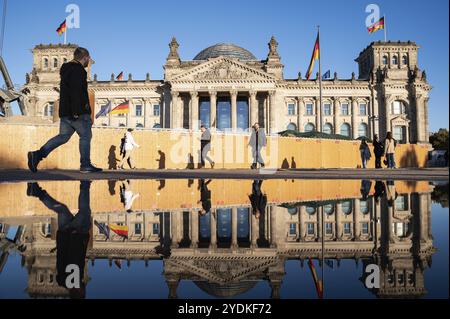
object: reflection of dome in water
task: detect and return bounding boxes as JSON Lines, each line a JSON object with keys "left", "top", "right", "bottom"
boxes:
{"left": 194, "top": 281, "right": 257, "bottom": 298}
{"left": 194, "top": 43, "right": 257, "bottom": 61}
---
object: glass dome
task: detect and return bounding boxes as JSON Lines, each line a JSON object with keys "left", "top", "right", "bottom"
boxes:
{"left": 194, "top": 43, "right": 257, "bottom": 61}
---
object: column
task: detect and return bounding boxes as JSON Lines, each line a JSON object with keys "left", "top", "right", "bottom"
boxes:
{"left": 270, "top": 207, "right": 277, "bottom": 248}
{"left": 335, "top": 203, "right": 342, "bottom": 240}
{"left": 190, "top": 211, "right": 198, "bottom": 248}
{"left": 298, "top": 206, "right": 304, "bottom": 241}
{"left": 171, "top": 91, "right": 179, "bottom": 129}
{"left": 143, "top": 98, "right": 149, "bottom": 128}
{"left": 297, "top": 97, "right": 304, "bottom": 132}
{"left": 231, "top": 90, "right": 238, "bottom": 131}
{"left": 415, "top": 96, "right": 423, "bottom": 142}
{"left": 250, "top": 91, "right": 258, "bottom": 127}
{"left": 210, "top": 210, "right": 217, "bottom": 249}
{"left": 351, "top": 97, "right": 358, "bottom": 138}
{"left": 269, "top": 91, "right": 276, "bottom": 133}
{"left": 354, "top": 200, "right": 361, "bottom": 240}
{"left": 209, "top": 91, "right": 217, "bottom": 129}
{"left": 178, "top": 94, "right": 185, "bottom": 129}
{"left": 333, "top": 98, "right": 339, "bottom": 134}
{"left": 126, "top": 98, "right": 132, "bottom": 127}
{"left": 372, "top": 92, "right": 379, "bottom": 137}
{"left": 231, "top": 207, "right": 238, "bottom": 249}
{"left": 170, "top": 211, "right": 179, "bottom": 249}
{"left": 251, "top": 210, "right": 258, "bottom": 248}
{"left": 190, "top": 91, "right": 199, "bottom": 130}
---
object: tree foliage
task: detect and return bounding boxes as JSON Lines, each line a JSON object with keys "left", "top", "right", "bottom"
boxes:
{"left": 429, "top": 128, "right": 449, "bottom": 150}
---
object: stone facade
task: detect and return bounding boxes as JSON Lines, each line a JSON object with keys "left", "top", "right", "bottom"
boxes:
{"left": 21, "top": 38, "right": 431, "bottom": 143}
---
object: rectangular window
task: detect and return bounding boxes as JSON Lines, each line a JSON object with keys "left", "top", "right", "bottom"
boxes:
{"left": 134, "top": 223, "right": 142, "bottom": 235}
{"left": 325, "top": 222, "right": 333, "bottom": 235}
{"left": 307, "top": 223, "right": 315, "bottom": 235}
{"left": 395, "top": 195, "right": 408, "bottom": 211}
{"left": 392, "top": 101, "right": 402, "bottom": 115}
{"left": 344, "top": 222, "right": 351, "bottom": 234}
{"left": 323, "top": 103, "right": 331, "bottom": 116}
{"left": 153, "top": 104, "right": 160, "bottom": 116}
{"left": 135, "top": 104, "right": 143, "bottom": 117}
{"left": 362, "top": 222, "right": 369, "bottom": 234}
{"left": 152, "top": 223, "right": 159, "bottom": 235}
{"left": 359, "top": 103, "right": 367, "bottom": 115}
{"left": 287, "top": 103, "right": 295, "bottom": 115}
{"left": 341, "top": 103, "right": 349, "bottom": 115}
{"left": 306, "top": 103, "right": 314, "bottom": 116}
{"left": 393, "top": 126, "right": 405, "bottom": 143}
{"left": 289, "top": 223, "right": 297, "bottom": 235}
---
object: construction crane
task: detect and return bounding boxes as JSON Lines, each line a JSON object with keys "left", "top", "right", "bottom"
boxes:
{"left": 0, "top": 0, "right": 27, "bottom": 117}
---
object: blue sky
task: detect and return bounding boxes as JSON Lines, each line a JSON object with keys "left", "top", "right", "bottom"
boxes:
{"left": 2, "top": 0, "right": 448, "bottom": 131}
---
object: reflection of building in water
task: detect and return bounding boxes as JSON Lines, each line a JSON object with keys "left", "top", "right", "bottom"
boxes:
{"left": 0, "top": 180, "right": 435, "bottom": 298}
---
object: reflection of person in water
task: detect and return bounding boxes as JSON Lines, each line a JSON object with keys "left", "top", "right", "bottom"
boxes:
{"left": 27, "top": 181, "right": 91, "bottom": 299}
{"left": 120, "top": 180, "right": 140, "bottom": 213}
{"left": 386, "top": 180, "right": 398, "bottom": 207}
{"left": 198, "top": 179, "right": 212, "bottom": 215}
{"left": 360, "top": 180, "right": 372, "bottom": 200}
{"left": 249, "top": 180, "right": 267, "bottom": 219}
{"left": 374, "top": 180, "right": 386, "bottom": 203}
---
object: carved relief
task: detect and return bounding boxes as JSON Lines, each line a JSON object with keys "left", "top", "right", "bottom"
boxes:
{"left": 194, "top": 62, "right": 251, "bottom": 80}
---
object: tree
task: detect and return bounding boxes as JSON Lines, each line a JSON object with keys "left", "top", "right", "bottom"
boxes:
{"left": 429, "top": 128, "right": 449, "bottom": 150}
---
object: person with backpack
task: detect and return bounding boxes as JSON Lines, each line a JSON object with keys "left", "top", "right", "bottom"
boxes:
{"left": 372, "top": 134, "right": 384, "bottom": 169}
{"left": 118, "top": 128, "right": 140, "bottom": 169}
{"left": 359, "top": 138, "right": 371, "bottom": 169}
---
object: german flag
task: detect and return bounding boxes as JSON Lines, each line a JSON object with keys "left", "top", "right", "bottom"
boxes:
{"left": 116, "top": 71, "right": 124, "bottom": 81}
{"left": 306, "top": 32, "right": 320, "bottom": 80}
{"left": 56, "top": 20, "right": 67, "bottom": 36}
{"left": 307, "top": 257, "right": 323, "bottom": 299}
{"left": 109, "top": 101, "right": 130, "bottom": 115}
{"left": 109, "top": 224, "right": 128, "bottom": 238}
{"left": 367, "top": 17, "right": 385, "bottom": 33}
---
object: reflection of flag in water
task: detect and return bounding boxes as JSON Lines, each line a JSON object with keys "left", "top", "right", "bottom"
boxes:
{"left": 116, "top": 72, "right": 124, "bottom": 81}
{"left": 114, "top": 260, "right": 122, "bottom": 269}
{"left": 307, "top": 257, "right": 323, "bottom": 299}
{"left": 322, "top": 70, "right": 331, "bottom": 80}
{"left": 109, "top": 224, "right": 128, "bottom": 238}
{"left": 109, "top": 101, "right": 130, "bottom": 115}
{"left": 95, "top": 101, "right": 112, "bottom": 119}
{"left": 94, "top": 221, "right": 110, "bottom": 239}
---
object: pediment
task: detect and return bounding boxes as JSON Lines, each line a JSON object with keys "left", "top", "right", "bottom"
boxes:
{"left": 391, "top": 115, "right": 410, "bottom": 124}
{"left": 170, "top": 57, "right": 276, "bottom": 82}
{"left": 166, "top": 255, "right": 279, "bottom": 283}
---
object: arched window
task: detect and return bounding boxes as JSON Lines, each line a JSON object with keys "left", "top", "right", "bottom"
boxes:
{"left": 392, "top": 55, "right": 398, "bottom": 65}
{"left": 391, "top": 100, "right": 405, "bottom": 115}
{"left": 53, "top": 58, "right": 58, "bottom": 68}
{"left": 324, "top": 204, "right": 334, "bottom": 215}
{"left": 153, "top": 123, "right": 161, "bottom": 129}
{"left": 43, "top": 58, "right": 49, "bottom": 69}
{"left": 63, "top": 57, "right": 68, "bottom": 64}
{"left": 340, "top": 123, "right": 351, "bottom": 137}
{"left": 287, "top": 123, "right": 297, "bottom": 131}
{"left": 305, "top": 123, "right": 315, "bottom": 132}
{"left": 341, "top": 201, "right": 352, "bottom": 214}
{"left": 360, "top": 200, "right": 369, "bottom": 214}
{"left": 394, "top": 222, "right": 409, "bottom": 238}
{"left": 101, "top": 123, "right": 108, "bottom": 127}
{"left": 323, "top": 123, "right": 333, "bottom": 135}
{"left": 136, "top": 123, "right": 144, "bottom": 128}
{"left": 43, "top": 102, "right": 54, "bottom": 117}
{"left": 402, "top": 55, "right": 408, "bottom": 65}
{"left": 382, "top": 55, "right": 388, "bottom": 65}
{"left": 306, "top": 206, "right": 316, "bottom": 215}
{"left": 358, "top": 123, "right": 368, "bottom": 138}
{"left": 119, "top": 123, "right": 126, "bottom": 127}
{"left": 287, "top": 207, "right": 298, "bottom": 215}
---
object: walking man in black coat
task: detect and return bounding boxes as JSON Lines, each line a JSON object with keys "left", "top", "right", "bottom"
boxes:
{"left": 372, "top": 134, "right": 384, "bottom": 169}
{"left": 27, "top": 47, "right": 102, "bottom": 173}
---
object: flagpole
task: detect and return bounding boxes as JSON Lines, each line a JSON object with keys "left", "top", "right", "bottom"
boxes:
{"left": 64, "top": 26, "right": 67, "bottom": 45}
{"left": 318, "top": 25, "right": 323, "bottom": 133}
{"left": 317, "top": 24, "right": 325, "bottom": 298}
{"left": 384, "top": 15, "right": 387, "bottom": 42}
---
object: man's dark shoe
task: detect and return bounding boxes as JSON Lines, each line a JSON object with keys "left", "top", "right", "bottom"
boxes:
{"left": 80, "top": 165, "right": 103, "bottom": 173}
{"left": 27, "top": 151, "right": 41, "bottom": 173}
{"left": 251, "top": 164, "right": 257, "bottom": 169}
{"left": 27, "top": 182, "right": 44, "bottom": 198}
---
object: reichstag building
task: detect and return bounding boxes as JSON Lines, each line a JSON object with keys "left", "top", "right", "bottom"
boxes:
{"left": 22, "top": 37, "right": 431, "bottom": 144}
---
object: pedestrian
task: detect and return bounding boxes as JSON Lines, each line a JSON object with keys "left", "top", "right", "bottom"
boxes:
{"left": 200, "top": 125, "right": 215, "bottom": 169}
{"left": 249, "top": 123, "right": 266, "bottom": 169}
{"left": 373, "top": 134, "right": 384, "bottom": 169}
{"left": 359, "top": 138, "right": 371, "bottom": 169}
{"left": 384, "top": 131, "right": 397, "bottom": 169}
{"left": 27, "top": 47, "right": 102, "bottom": 173}
{"left": 118, "top": 128, "right": 140, "bottom": 169}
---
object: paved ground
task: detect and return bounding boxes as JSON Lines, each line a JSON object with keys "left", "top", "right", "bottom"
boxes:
{"left": 0, "top": 168, "right": 448, "bottom": 183}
